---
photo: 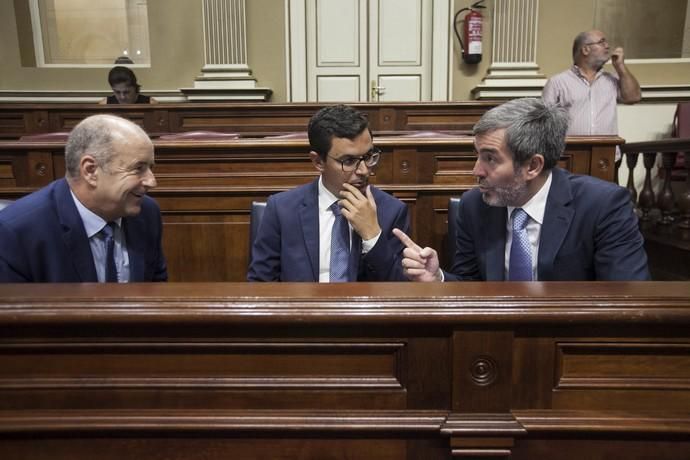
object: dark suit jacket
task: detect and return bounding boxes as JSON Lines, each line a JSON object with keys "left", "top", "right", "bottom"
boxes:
{"left": 445, "top": 167, "right": 650, "bottom": 281}
{"left": 0, "top": 178, "right": 167, "bottom": 282}
{"left": 248, "top": 180, "right": 410, "bottom": 282}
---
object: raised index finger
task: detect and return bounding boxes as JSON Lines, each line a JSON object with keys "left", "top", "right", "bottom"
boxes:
{"left": 392, "top": 228, "right": 422, "bottom": 251}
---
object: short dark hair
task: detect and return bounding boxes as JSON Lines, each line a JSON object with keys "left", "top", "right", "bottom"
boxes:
{"left": 308, "top": 105, "right": 370, "bottom": 159}
{"left": 473, "top": 98, "right": 568, "bottom": 171}
{"left": 108, "top": 66, "right": 141, "bottom": 92}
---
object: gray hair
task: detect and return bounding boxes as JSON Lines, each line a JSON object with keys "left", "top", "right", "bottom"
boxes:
{"left": 65, "top": 114, "right": 146, "bottom": 179}
{"left": 473, "top": 98, "right": 568, "bottom": 170}
{"left": 572, "top": 31, "right": 590, "bottom": 61}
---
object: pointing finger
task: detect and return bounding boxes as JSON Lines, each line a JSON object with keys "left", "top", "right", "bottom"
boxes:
{"left": 392, "top": 228, "right": 422, "bottom": 252}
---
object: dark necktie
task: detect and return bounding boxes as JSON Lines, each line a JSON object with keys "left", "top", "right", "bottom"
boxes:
{"left": 329, "top": 202, "right": 350, "bottom": 282}
{"left": 102, "top": 222, "right": 118, "bottom": 283}
{"left": 508, "top": 208, "right": 533, "bottom": 281}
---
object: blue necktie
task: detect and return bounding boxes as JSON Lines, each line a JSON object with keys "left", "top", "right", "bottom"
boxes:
{"left": 329, "top": 202, "right": 350, "bottom": 282}
{"left": 508, "top": 208, "right": 532, "bottom": 281}
{"left": 102, "top": 222, "right": 118, "bottom": 283}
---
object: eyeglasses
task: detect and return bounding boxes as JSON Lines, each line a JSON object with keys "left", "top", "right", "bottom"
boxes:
{"left": 584, "top": 37, "right": 608, "bottom": 47}
{"left": 327, "top": 147, "right": 381, "bottom": 172}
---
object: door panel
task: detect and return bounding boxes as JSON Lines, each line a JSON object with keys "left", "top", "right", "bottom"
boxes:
{"left": 377, "top": 75, "right": 422, "bottom": 101}
{"left": 370, "top": 0, "right": 432, "bottom": 101}
{"left": 307, "top": 0, "right": 367, "bottom": 101}
{"left": 317, "top": 76, "right": 361, "bottom": 101}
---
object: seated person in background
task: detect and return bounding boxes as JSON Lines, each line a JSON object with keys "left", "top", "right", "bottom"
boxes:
{"left": 0, "top": 114, "right": 167, "bottom": 282}
{"left": 114, "top": 55, "right": 134, "bottom": 65}
{"left": 100, "top": 66, "right": 157, "bottom": 104}
{"left": 393, "top": 97, "right": 650, "bottom": 282}
{"left": 248, "top": 104, "right": 410, "bottom": 282}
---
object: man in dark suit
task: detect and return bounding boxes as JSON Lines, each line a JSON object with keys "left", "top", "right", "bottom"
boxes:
{"left": 248, "top": 105, "right": 409, "bottom": 282}
{"left": 0, "top": 114, "right": 167, "bottom": 282}
{"left": 393, "top": 97, "right": 649, "bottom": 281}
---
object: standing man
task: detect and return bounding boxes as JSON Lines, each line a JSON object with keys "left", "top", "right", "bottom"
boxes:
{"left": 542, "top": 30, "right": 640, "bottom": 138}
{"left": 248, "top": 104, "right": 410, "bottom": 282}
{"left": 0, "top": 114, "right": 167, "bottom": 282}
{"left": 393, "top": 98, "right": 649, "bottom": 282}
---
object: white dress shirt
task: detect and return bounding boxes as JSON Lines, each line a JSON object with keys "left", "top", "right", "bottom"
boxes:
{"left": 504, "top": 171, "right": 553, "bottom": 281}
{"left": 70, "top": 191, "right": 130, "bottom": 282}
{"left": 317, "top": 177, "right": 380, "bottom": 282}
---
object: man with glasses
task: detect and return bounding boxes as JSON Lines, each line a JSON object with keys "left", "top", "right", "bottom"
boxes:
{"left": 542, "top": 30, "right": 640, "bottom": 142}
{"left": 248, "top": 104, "right": 410, "bottom": 282}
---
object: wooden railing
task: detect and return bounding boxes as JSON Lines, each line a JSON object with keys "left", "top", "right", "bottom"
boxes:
{"left": 0, "top": 281, "right": 688, "bottom": 459}
{"left": 619, "top": 138, "right": 690, "bottom": 279}
{"left": 0, "top": 101, "right": 499, "bottom": 139}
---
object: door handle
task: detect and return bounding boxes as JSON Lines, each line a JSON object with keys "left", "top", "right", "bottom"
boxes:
{"left": 370, "top": 80, "right": 385, "bottom": 100}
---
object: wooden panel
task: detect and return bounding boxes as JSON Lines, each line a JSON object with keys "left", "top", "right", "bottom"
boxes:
{"left": 551, "top": 340, "right": 690, "bottom": 411}
{"left": 0, "top": 340, "right": 406, "bottom": 410}
{"left": 0, "top": 113, "right": 28, "bottom": 138}
{"left": 557, "top": 342, "right": 690, "bottom": 389}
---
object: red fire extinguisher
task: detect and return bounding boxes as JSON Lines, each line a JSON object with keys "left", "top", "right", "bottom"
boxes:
{"left": 454, "top": 0, "right": 486, "bottom": 64}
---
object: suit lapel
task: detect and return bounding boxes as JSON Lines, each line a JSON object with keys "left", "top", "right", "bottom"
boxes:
{"left": 123, "top": 217, "right": 145, "bottom": 281}
{"left": 299, "top": 180, "right": 320, "bottom": 281}
{"left": 538, "top": 168, "right": 574, "bottom": 280}
{"left": 349, "top": 232, "right": 361, "bottom": 281}
{"left": 55, "top": 179, "right": 98, "bottom": 282}
{"left": 485, "top": 205, "right": 507, "bottom": 281}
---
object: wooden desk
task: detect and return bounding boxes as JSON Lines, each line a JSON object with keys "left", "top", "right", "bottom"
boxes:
{"left": 0, "top": 282, "right": 688, "bottom": 459}
{"left": 0, "top": 136, "right": 622, "bottom": 281}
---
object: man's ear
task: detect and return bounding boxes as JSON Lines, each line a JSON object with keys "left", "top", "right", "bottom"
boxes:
{"left": 309, "top": 151, "right": 325, "bottom": 172}
{"left": 80, "top": 155, "right": 99, "bottom": 186}
{"left": 524, "top": 154, "right": 544, "bottom": 180}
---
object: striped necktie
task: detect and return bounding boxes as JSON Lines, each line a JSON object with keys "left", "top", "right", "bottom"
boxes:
{"left": 329, "top": 202, "right": 350, "bottom": 282}
{"left": 101, "top": 222, "right": 118, "bottom": 283}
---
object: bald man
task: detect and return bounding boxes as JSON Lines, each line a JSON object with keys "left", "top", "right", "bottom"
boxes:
{"left": 542, "top": 29, "right": 640, "bottom": 139}
{"left": 0, "top": 114, "right": 167, "bottom": 282}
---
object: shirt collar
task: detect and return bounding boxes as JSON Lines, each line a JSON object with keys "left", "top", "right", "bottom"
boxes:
{"left": 70, "top": 189, "right": 122, "bottom": 238}
{"left": 317, "top": 176, "right": 341, "bottom": 213}
{"left": 507, "top": 170, "right": 552, "bottom": 225}
{"left": 571, "top": 64, "right": 604, "bottom": 82}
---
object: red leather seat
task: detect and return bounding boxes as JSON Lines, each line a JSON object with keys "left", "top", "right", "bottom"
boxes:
{"left": 19, "top": 132, "right": 71, "bottom": 142}
{"left": 158, "top": 131, "right": 240, "bottom": 140}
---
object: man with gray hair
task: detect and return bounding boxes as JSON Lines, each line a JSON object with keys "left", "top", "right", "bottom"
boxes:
{"left": 0, "top": 114, "right": 167, "bottom": 282}
{"left": 393, "top": 97, "right": 649, "bottom": 281}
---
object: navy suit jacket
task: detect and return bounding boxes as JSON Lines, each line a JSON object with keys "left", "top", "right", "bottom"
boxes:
{"left": 248, "top": 180, "right": 410, "bottom": 282}
{"left": 0, "top": 178, "right": 167, "bottom": 282}
{"left": 445, "top": 168, "right": 650, "bottom": 281}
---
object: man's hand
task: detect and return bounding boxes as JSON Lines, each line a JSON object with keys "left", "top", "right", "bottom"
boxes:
{"left": 339, "top": 184, "right": 381, "bottom": 240}
{"left": 611, "top": 47, "right": 625, "bottom": 70}
{"left": 392, "top": 228, "right": 442, "bottom": 282}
